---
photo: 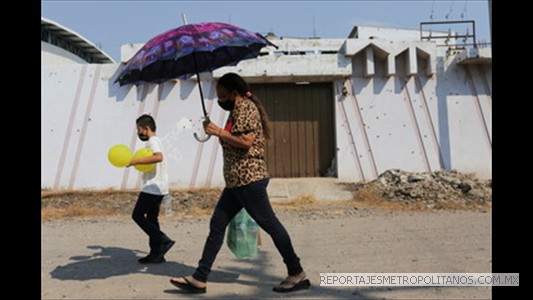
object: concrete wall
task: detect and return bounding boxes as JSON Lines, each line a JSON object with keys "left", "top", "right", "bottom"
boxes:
{"left": 42, "top": 64, "right": 231, "bottom": 190}
{"left": 41, "top": 37, "right": 491, "bottom": 190}
{"left": 334, "top": 39, "right": 491, "bottom": 182}
{"left": 334, "top": 70, "right": 491, "bottom": 182}
{"left": 41, "top": 41, "right": 88, "bottom": 65}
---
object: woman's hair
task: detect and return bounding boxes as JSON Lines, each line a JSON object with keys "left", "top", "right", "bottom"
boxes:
{"left": 136, "top": 114, "right": 156, "bottom": 131}
{"left": 217, "top": 72, "right": 271, "bottom": 139}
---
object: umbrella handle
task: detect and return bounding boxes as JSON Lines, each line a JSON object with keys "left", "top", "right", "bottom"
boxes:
{"left": 193, "top": 116, "right": 212, "bottom": 142}
{"left": 193, "top": 132, "right": 212, "bottom": 142}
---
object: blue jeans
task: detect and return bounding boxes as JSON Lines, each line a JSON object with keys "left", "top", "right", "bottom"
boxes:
{"left": 192, "top": 178, "right": 303, "bottom": 282}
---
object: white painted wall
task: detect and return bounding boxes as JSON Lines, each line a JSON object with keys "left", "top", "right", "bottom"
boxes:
{"left": 41, "top": 36, "right": 491, "bottom": 190}
{"left": 41, "top": 41, "right": 87, "bottom": 64}
{"left": 42, "top": 64, "right": 229, "bottom": 190}
{"left": 334, "top": 40, "right": 491, "bottom": 182}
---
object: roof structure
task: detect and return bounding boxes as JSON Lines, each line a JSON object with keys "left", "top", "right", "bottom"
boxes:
{"left": 41, "top": 17, "right": 115, "bottom": 64}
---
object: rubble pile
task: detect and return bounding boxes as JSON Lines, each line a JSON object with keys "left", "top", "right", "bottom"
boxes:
{"left": 353, "top": 169, "right": 491, "bottom": 207}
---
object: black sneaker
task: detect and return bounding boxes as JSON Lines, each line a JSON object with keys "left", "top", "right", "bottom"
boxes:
{"left": 154, "top": 237, "right": 175, "bottom": 259}
{"left": 138, "top": 254, "right": 166, "bottom": 264}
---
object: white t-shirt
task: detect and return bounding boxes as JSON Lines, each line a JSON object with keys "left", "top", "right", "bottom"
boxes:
{"left": 141, "top": 136, "right": 169, "bottom": 195}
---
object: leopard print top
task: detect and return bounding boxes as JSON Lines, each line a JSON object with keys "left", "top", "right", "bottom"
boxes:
{"left": 221, "top": 98, "right": 269, "bottom": 188}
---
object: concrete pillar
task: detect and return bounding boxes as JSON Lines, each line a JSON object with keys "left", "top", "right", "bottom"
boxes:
{"left": 407, "top": 46, "right": 417, "bottom": 76}
{"left": 387, "top": 54, "right": 396, "bottom": 76}
{"left": 364, "top": 46, "right": 375, "bottom": 77}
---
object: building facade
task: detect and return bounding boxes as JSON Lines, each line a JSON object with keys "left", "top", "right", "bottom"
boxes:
{"left": 41, "top": 25, "right": 491, "bottom": 190}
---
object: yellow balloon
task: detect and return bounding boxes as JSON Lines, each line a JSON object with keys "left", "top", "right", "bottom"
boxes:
{"left": 108, "top": 144, "right": 133, "bottom": 168}
{"left": 133, "top": 148, "right": 156, "bottom": 172}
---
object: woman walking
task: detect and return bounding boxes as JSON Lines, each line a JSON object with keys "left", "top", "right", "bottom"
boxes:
{"left": 170, "top": 72, "right": 310, "bottom": 293}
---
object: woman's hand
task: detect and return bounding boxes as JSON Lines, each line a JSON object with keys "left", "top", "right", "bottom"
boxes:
{"left": 203, "top": 120, "right": 254, "bottom": 149}
{"left": 203, "top": 120, "right": 222, "bottom": 136}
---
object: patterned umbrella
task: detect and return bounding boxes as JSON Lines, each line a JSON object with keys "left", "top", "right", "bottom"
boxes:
{"left": 115, "top": 22, "right": 277, "bottom": 141}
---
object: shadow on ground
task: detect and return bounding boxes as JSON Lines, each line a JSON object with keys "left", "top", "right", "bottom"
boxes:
{"left": 50, "top": 245, "right": 238, "bottom": 283}
{"left": 50, "top": 246, "right": 466, "bottom": 299}
{"left": 160, "top": 250, "right": 446, "bottom": 299}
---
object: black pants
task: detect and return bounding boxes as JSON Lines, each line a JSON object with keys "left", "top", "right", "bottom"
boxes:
{"left": 193, "top": 178, "right": 303, "bottom": 282}
{"left": 132, "top": 192, "right": 165, "bottom": 254}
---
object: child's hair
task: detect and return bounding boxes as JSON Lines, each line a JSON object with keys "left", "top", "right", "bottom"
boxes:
{"left": 136, "top": 114, "right": 156, "bottom": 131}
{"left": 217, "top": 72, "right": 271, "bottom": 139}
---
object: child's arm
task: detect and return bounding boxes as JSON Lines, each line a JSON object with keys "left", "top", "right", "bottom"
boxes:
{"left": 128, "top": 152, "right": 163, "bottom": 166}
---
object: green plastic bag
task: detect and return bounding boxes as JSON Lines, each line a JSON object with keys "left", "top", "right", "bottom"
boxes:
{"left": 226, "top": 209, "right": 259, "bottom": 258}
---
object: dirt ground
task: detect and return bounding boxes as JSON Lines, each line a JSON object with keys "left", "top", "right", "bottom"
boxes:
{"left": 42, "top": 183, "right": 492, "bottom": 299}
{"left": 41, "top": 169, "right": 492, "bottom": 222}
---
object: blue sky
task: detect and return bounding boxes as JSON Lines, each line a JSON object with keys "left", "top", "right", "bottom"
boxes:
{"left": 41, "top": 0, "right": 491, "bottom": 62}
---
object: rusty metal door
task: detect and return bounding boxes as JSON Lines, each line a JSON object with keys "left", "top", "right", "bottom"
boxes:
{"left": 250, "top": 82, "right": 335, "bottom": 177}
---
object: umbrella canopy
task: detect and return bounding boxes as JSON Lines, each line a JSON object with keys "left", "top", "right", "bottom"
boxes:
{"left": 115, "top": 22, "right": 277, "bottom": 86}
{"left": 114, "top": 22, "right": 277, "bottom": 142}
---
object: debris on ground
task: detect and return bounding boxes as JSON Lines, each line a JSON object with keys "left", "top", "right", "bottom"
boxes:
{"left": 42, "top": 169, "right": 491, "bottom": 221}
{"left": 41, "top": 189, "right": 222, "bottom": 221}
{"left": 343, "top": 169, "right": 491, "bottom": 210}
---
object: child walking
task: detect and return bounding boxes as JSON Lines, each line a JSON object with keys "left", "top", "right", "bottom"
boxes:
{"left": 128, "top": 114, "right": 175, "bottom": 263}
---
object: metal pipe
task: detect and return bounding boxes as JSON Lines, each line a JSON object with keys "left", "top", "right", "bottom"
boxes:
{"left": 436, "top": 42, "right": 491, "bottom": 47}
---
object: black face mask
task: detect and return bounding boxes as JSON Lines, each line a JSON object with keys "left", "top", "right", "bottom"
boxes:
{"left": 217, "top": 99, "right": 235, "bottom": 111}
{"left": 138, "top": 134, "right": 149, "bottom": 141}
